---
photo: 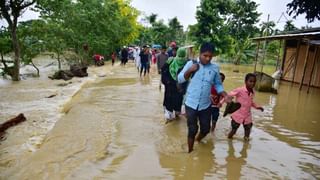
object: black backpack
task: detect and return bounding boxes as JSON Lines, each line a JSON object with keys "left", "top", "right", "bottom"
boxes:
{"left": 161, "top": 60, "right": 175, "bottom": 86}
{"left": 161, "top": 59, "right": 198, "bottom": 95}
{"left": 176, "top": 60, "right": 198, "bottom": 94}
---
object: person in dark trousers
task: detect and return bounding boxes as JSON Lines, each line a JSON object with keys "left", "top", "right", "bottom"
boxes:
{"left": 120, "top": 46, "right": 128, "bottom": 66}
{"left": 178, "top": 42, "right": 231, "bottom": 153}
{"left": 157, "top": 46, "right": 169, "bottom": 74}
{"left": 227, "top": 73, "right": 264, "bottom": 141}
{"left": 139, "top": 46, "right": 150, "bottom": 76}
{"left": 210, "top": 73, "right": 225, "bottom": 134}
{"left": 157, "top": 46, "right": 169, "bottom": 89}
{"left": 162, "top": 48, "right": 188, "bottom": 122}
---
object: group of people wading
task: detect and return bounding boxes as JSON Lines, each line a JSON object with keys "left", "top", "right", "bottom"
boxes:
{"left": 159, "top": 42, "right": 264, "bottom": 153}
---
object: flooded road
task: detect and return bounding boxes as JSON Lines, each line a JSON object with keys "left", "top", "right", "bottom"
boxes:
{"left": 0, "top": 62, "right": 319, "bottom": 179}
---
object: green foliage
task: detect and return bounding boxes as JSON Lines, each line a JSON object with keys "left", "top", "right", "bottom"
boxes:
{"left": 18, "top": 20, "right": 46, "bottom": 76}
{"left": 36, "top": 0, "right": 140, "bottom": 59}
{"left": 265, "top": 40, "right": 281, "bottom": 66}
{"left": 0, "top": 28, "right": 12, "bottom": 56}
{"left": 232, "top": 38, "right": 256, "bottom": 65}
{"left": 228, "top": 0, "right": 260, "bottom": 64}
{"left": 227, "top": 0, "right": 260, "bottom": 42}
{"left": 0, "top": 27, "right": 13, "bottom": 76}
{"left": 167, "top": 17, "right": 184, "bottom": 44}
{"left": 287, "top": 0, "right": 320, "bottom": 23}
{"left": 151, "top": 20, "right": 171, "bottom": 45}
{"left": 137, "top": 15, "right": 185, "bottom": 46}
{"left": 283, "top": 20, "right": 298, "bottom": 32}
{"left": 146, "top": 13, "right": 157, "bottom": 25}
{"left": 190, "top": 0, "right": 233, "bottom": 54}
{"left": 0, "top": 0, "right": 37, "bottom": 80}
{"left": 260, "top": 21, "right": 276, "bottom": 36}
{"left": 189, "top": 0, "right": 260, "bottom": 64}
{"left": 1, "top": 0, "right": 140, "bottom": 79}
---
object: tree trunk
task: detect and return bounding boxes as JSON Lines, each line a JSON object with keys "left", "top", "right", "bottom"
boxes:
{"left": 57, "top": 53, "right": 61, "bottom": 70}
{"left": 11, "top": 25, "right": 21, "bottom": 81}
{"left": 30, "top": 60, "right": 40, "bottom": 77}
{"left": 0, "top": 52, "right": 5, "bottom": 68}
{"left": 234, "top": 55, "right": 241, "bottom": 65}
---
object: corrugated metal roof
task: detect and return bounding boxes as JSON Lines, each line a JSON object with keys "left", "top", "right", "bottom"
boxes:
{"left": 252, "top": 31, "right": 320, "bottom": 41}
{"left": 309, "top": 40, "right": 320, "bottom": 45}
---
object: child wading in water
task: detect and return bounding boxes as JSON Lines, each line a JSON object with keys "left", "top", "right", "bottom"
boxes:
{"left": 228, "top": 73, "right": 264, "bottom": 141}
{"left": 210, "top": 73, "right": 225, "bottom": 134}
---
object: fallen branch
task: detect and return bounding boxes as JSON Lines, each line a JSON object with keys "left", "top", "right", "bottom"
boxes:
{"left": 0, "top": 114, "right": 27, "bottom": 140}
{"left": 46, "top": 94, "right": 57, "bottom": 98}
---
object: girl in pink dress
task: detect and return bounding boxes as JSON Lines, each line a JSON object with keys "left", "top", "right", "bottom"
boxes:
{"left": 228, "top": 73, "right": 264, "bottom": 141}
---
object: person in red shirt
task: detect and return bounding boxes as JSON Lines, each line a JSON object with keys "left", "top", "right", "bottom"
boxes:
{"left": 210, "top": 73, "right": 225, "bottom": 134}
{"left": 93, "top": 54, "right": 104, "bottom": 66}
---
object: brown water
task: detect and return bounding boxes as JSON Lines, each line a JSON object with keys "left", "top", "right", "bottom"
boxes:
{"left": 0, "top": 62, "right": 319, "bottom": 179}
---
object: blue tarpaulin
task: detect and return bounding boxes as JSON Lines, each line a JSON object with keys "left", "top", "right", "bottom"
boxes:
{"left": 152, "top": 44, "right": 162, "bottom": 49}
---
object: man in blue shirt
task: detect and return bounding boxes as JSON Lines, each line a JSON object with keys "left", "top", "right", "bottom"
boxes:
{"left": 178, "top": 42, "right": 231, "bottom": 153}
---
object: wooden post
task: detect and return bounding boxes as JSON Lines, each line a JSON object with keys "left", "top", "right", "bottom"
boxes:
{"left": 299, "top": 43, "right": 310, "bottom": 90}
{"left": 261, "top": 39, "right": 267, "bottom": 73}
{"left": 281, "top": 39, "right": 287, "bottom": 73}
{"left": 275, "top": 40, "right": 282, "bottom": 71}
{"left": 292, "top": 39, "right": 301, "bottom": 83}
{"left": 307, "top": 46, "right": 318, "bottom": 93}
{"left": 254, "top": 41, "right": 260, "bottom": 72}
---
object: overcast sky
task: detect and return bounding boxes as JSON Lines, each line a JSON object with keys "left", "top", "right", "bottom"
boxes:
{"left": 131, "top": 0, "right": 320, "bottom": 30}
{"left": 1, "top": 0, "right": 319, "bottom": 30}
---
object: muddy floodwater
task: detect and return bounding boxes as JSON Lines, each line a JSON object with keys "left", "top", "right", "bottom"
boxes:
{"left": 0, "top": 61, "right": 319, "bottom": 179}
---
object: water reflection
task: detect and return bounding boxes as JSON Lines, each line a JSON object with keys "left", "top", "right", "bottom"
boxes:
{"left": 158, "top": 141, "right": 216, "bottom": 180}
{"left": 225, "top": 141, "right": 249, "bottom": 180}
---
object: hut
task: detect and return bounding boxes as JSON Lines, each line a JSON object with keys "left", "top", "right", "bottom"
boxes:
{"left": 252, "top": 28, "right": 320, "bottom": 93}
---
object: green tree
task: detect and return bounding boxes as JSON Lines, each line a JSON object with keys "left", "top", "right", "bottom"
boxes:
{"left": 146, "top": 13, "right": 157, "bottom": 25}
{"left": 0, "top": 27, "right": 13, "bottom": 76}
{"left": 18, "top": 20, "right": 46, "bottom": 76}
{"left": 43, "top": 22, "right": 71, "bottom": 69}
{"left": 0, "top": 0, "right": 36, "bottom": 81}
{"left": 190, "top": 0, "right": 260, "bottom": 64}
{"left": 287, "top": 0, "right": 320, "bottom": 23}
{"left": 190, "top": 0, "right": 233, "bottom": 54}
{"left": 137, "top": 14, "right": 186, "bottom": 46}
{"left": 135, "top": 25, "right": 153, "bottom": 46}
{"left": 301, "top": 25, "right": 313, "bottom": 30}
{"left": 168, "top": 17, "right": 185, "bottom": 45}
{"left": 227, "top": 0, "right": 260, "bottom": 41}
{"left": 231, "top": 38, "right": 256, "bottom": 65}
{"left": 260, "top": 21, "right": 276, "bottom": 36}
{"left": 150, "top": 20, "right": 170, "bottom": 45}
{"left": 227, "top": 0, "right": 260, "bottom": 64}
{"left": 36, "top": 0, "right": 139, "bottom": 61}
{"left": 283, "top": 20, "right": 298, "bottom": 32}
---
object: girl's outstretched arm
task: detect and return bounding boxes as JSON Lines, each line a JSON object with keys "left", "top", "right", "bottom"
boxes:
{"left": 252, "top": 102, "right": 264, "bottom": 111}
